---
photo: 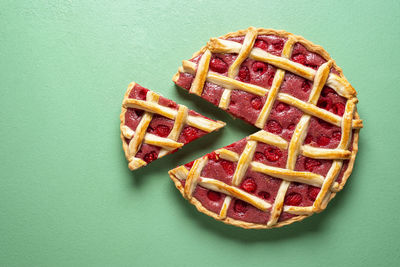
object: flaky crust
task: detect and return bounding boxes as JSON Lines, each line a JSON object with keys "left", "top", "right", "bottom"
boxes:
{"left": 170, "top": 27, "right": 361, "bottom": 229}
{"left": 120, "top": 82, "right": 136, "bottom": 167}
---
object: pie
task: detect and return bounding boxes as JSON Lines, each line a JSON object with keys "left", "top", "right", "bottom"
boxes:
{"left": 169, "top": 27, "right": 363, "bottom": 228}
{"left": 120, "top": 82, "right": 225, "bottom": 170}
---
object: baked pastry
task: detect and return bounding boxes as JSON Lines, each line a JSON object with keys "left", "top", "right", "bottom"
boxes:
{"left": 170, "top": 27, "right": 362, "bottom": 228}
{"left": 120, "top": 82, "right": 225, "bottom": 170}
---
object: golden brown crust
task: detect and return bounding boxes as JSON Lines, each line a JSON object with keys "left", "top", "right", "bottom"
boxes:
{"left": 170, "top": 27, "right": 362, "bottom": 229}
{"left": 120, "top": 82, "right": 136, "bottom": 169}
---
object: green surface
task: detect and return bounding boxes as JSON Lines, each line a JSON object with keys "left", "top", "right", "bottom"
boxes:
{"left": 1, "top": 1, "right": 399, "bottom": 266}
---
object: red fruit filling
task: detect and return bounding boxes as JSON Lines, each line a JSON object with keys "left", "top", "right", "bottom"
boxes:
{"left": 332, "top": 131, "right": 341, "bottom": 141}
{"left": 143, "top": 151, "right": 158, "bottom": 163}
{"left": 131, "top": 86, "right": 149, "bottom": 100}
{"left": 304, "top": 158, "right": 322, "bottom": 172}
{"left": 273, "top": 40, "right": 284, "bottom": 50}
{"left": 308, "top": 187, "right": 320, "bottom": 201}
{"left": 302, "top": 80, "right": 311, "bottom": 92}
{"left": 266, "top": 120, "right": 283, "bottom": 134}
{"left": 333, "top": 102, "right": 345, "bottom": 116}
{"left": 276, "top": 102, "right": 289, "bottom": 113}
{"left": 267, "top": 76, "right": 275, "bottom": 86}
{"left": 182, "top": 127, "right": 199, "bottom": 143}
{"left": 220, "top": 160, "right": 235, "bottom": 175}
{"left": 251, "top": 97, "right": 263, "bottom": 110}
{"left": 317, "top": 135, "right": 331, "bottom": 146}
{"left": 287, "top": 124, "right": 296, "bottom": 131}
{"left": 207, "top": 152, "right": 218, "bottom": 161}
{"left": 265, "top": 147, "right": 282, "bottom": 162}
{"left": 184, "top": 161, "right": 194, "bottom": 168}
{"left": 254, "top": 152, "right": 266, "bottom": 161}
{"left": 321, "top": 88, "right": 335, "bottom": 97}
{"left": 238, "top": 66, "right": 250, "bottom": 82}
{"left": 304, "top": 135, "right": 313, "bottom": 144}
{"left": 258, "top": 191, "right": 270, "bottom": 200}
{"left": 284, "top": 192, "right": 302, "bottom": 206}
{"left": 207, "top": 190, "right": 222, "bottom": 201}
{"left": 317, "top": 97, "right": 333, "bottom": 110}
{"left": 155, "top": 125, "right": 170, "bottom": 137}
{"left": 241, "top": 178, "right": 257, "bottom": 193}
{"left": 209, "top": 57, "right": 228, "bottom": 73}
{"left": 254, "top": 40, "right": 268, "bottom": 50}
{"left": 318, "top": 119, "right": 333, "bottom": 129}
{"left": 292, "top": 54, "right": 306, "bottom": 65}
{"left": 233, "top": 199, "right": 248, "bottom": 214}
{"left": 252, "top": 61, "right": 268, "bottom": 74}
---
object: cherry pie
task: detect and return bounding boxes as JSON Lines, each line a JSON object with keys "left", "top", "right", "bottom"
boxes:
{"left": 170, "top": 27, "right": 362, "bottom": 228}
{"left": 120, "top": 82, "right": 225, "bottom": 170}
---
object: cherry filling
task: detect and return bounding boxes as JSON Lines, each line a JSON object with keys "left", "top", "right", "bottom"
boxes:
{"left": 181, "top": 127, "right": 200, "bottom": 143}
{"left": 228, "top": 90, "right": 267, "bottom": 125}
{"left": 252, "top": 35, "right": 286, "bottom": 56}
{"left": 273, "top": 40, "right": 284, "bottom": 51}
{"left": 308, "top": 187, "right": 320, "bottom": 201}
{"left": 254, "top": 152, "right": 266, "bottom": 161}
{"left": 317, "top": 135, "right": 331, "bottom": 146}
{"left": 258, "top": 191, "right": 271, "bottom": 200}
{"left": 266, "top": 120, "right": 283, "bottom": 134}
{"left": 251, "top": 97, "right": 263, "bottom": 110}
{"left": 292, "top": 54, "right": 306, "bottom": 65}
{"left": 304, "top": 158, "right": 322, "bottom": 172}
{"left": 302, "top": 80, "right": 311, "bottom": 92}
{"left": 220, "top": 160, "right": 235, "bottom": 175}
{"left": 317, "top": 97, "right": 333, "bottom": 110}
{"left": 276, "top": 102, "right": 290, "bottom": 113}
{"left": 209, "top": 57, "right": 228, "bottom": 73}
{"left": 254, "top": 40, "right": 268, "bottom": 50}
{"left": 207, "top": 190, "right": 222, "bottom": 201}
{"left": 317, "top": 119, "right": 333, "bottom": 129}
{"left": 290, "top": 43, "right": 327, "bottom": 70}
{"left": 241, "top": 178, "right": 257, "bottom": 193}
{"left": 129, "top": 84, "right": 149, "bottom": 100}
{"left": 252, "top": 61, "right": 268, "bottom": 74}
{"left": 332, "top": 131, "right": 341, "bottom": 141}
{"left": 304, "top": 134, "right": 313, "bottom": 144}
{"left": 143, "top": 151, "right": 158, "bottom": 163}
{"left": 234, "top": 199, "right": 248, "bottom": 214}
{"left": 238, "top": 66, "right": 250, "bottom": 82}
{"left": 184, "top": 161, "right": 194, "bottom": 169}
{"left": 265, "top": 147, "right": 282, "bottom": 162}
{"left": 317, "top": 87, "right": 347, "bottom": 116}
{"left": 207, "top": 151, "right": 218, "bottom": 161}
{"left": 305, "top": 117, "right": 342, "bottom": 149}
{"left": 284, "top": 192, "right": 302, "bottom": 206}
{"left": 333, "top": 103, "right": 345, "bottom": 116}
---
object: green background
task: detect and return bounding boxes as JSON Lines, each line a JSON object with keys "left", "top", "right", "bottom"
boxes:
{"left": 1, "top": 1, "right": 399, "bottom": 266}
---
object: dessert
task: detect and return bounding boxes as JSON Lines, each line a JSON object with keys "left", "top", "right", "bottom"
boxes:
{"left": 120, "top": 82, "right": 225, "bottom": 170}
{"left": 170, "top": 27, "right": 362, "bottom": 228}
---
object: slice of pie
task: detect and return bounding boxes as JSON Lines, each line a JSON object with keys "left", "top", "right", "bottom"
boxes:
{"left": 170, "top": 27, "right": 362, "bottom": 228}
{"left": 120, "top": 82, "right": 225, "bottom": 171}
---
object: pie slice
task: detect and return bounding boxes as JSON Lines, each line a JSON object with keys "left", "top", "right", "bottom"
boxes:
{"left": 169, "top": 27, "right": 362, "bottom": 228}
{"left": 120, "top": 82, "right": 225, "bottom": 170}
